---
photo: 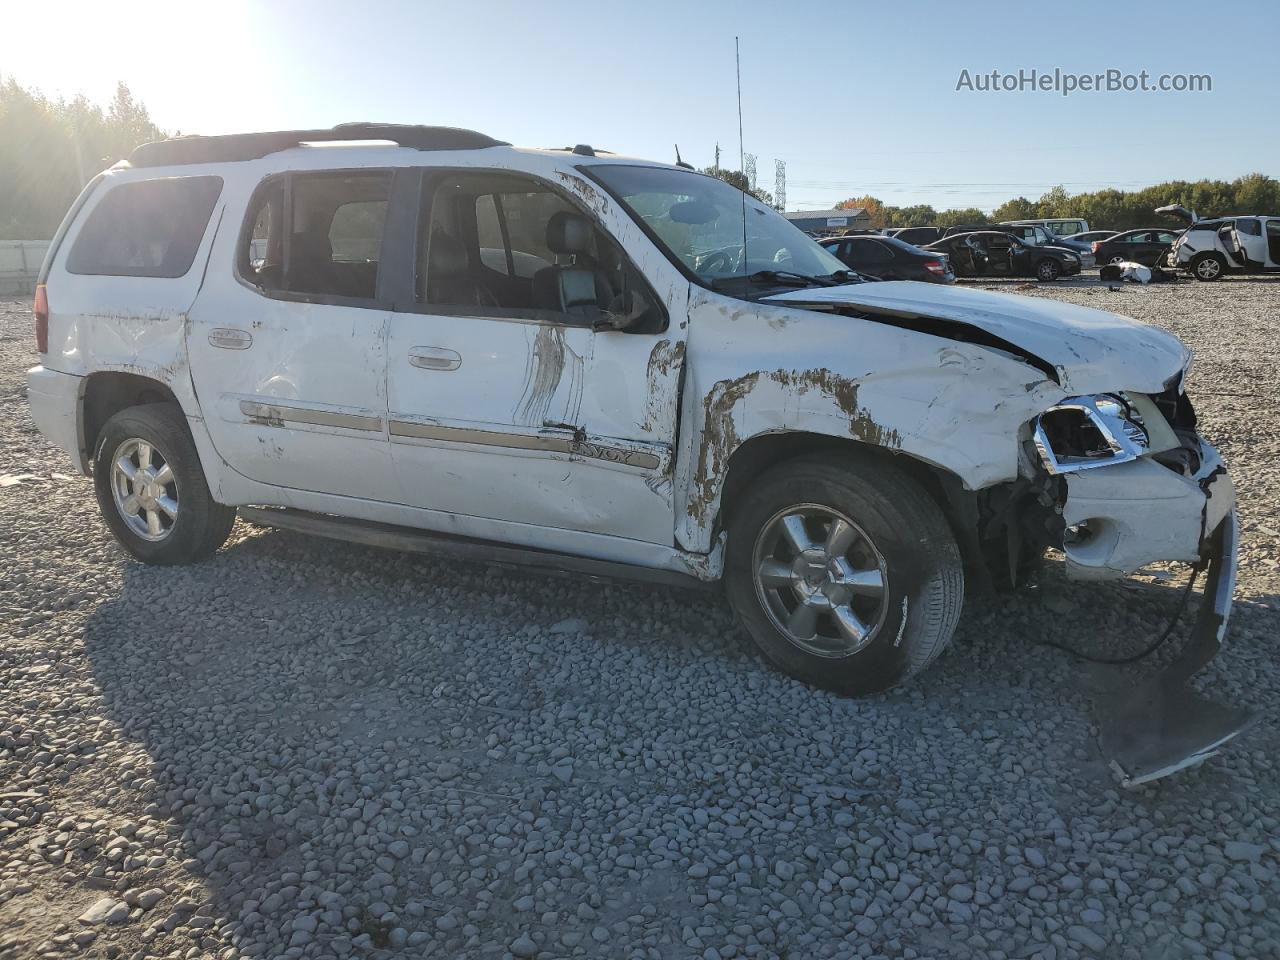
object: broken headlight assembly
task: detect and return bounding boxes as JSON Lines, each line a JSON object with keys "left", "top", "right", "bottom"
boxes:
{"left": 1033, "top": 393, "right": 1149, "bottom": 474}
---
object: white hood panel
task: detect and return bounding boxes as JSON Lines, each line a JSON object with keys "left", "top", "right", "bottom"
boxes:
{"left": 763, "top": 281, "right": 1188, "bottom": 394}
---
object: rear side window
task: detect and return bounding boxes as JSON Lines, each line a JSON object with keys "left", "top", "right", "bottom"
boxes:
{"left": 1236, "top": 218, "right": 1261, "bottom": 236}
{"left": 240, "top": 170, "right": 392, "bottom": 302}
{"left": 66, "top": 176, "right": 222, "bottom": 278}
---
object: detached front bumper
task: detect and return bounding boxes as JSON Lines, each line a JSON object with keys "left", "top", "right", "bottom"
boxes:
{"left": 1095, "top": 511, "right": 1253, "bottom": 786}
{"left": 1059, "top": 440, "right": 1233, "bottom": 581}
{"left": 1039, "top": 436, "right": 1252, "bottom": 785}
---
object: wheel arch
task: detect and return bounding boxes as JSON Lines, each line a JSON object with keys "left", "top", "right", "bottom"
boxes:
{"left": 82, "top": 371, "right": 187, "bottom": 467}
{"left": 714, "top": 431, "right": 982, "bottom": 578}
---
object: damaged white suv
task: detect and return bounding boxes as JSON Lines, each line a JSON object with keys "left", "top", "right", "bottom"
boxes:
{"left": 27, "top": 126, "right": 1243, "bottom": 781}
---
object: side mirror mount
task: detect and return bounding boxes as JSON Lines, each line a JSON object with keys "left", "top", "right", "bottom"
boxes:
{"left": 594, "top": 289, "right": 660, "bottom": 334}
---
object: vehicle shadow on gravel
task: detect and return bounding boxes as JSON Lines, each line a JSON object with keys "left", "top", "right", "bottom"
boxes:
{"left": 75, "top": 525, "right": 1279, "bottom": 956}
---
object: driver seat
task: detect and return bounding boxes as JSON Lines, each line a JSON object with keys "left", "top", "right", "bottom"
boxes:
{"left": 531, "top": 212, "right": 614, "bottom": 319}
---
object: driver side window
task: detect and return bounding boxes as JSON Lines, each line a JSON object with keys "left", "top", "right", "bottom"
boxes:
{"left": 415, "top": 171, "right": 662, "bottom": 332}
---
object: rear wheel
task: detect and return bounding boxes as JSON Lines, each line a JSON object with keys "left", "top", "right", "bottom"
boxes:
{"left": 93, "top": 404, "right": 235, "bottom": 564}
{"left": 725, "top": 454, "right": 964, "bottom": 695}
{"left": 1035, "top": 258, "right": 1062, "bottom": 281}
{"left": 1191, "top": 252, "right": 1225, "bottom": 281}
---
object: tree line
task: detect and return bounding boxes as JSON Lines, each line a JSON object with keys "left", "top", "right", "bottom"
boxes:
{"left": 0, "top": 77, "right": 164, "bottom": 240}
{"left": 836, "top": 174, "right": 1280, "bottom": 232}
{"left": 4, "top": 74, "right": 1277, "bottom": 241}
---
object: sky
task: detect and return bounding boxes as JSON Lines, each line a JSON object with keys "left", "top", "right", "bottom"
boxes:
{"left": 3, "top": 0, "right": 1276, "bottom": 212}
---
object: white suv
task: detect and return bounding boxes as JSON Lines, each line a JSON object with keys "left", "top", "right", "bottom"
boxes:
{"left": 26, "top": 125, "right": 1244, "bottom": 778}
{"left": 1157, "top": 205, "right": 1280, "bottom": 280}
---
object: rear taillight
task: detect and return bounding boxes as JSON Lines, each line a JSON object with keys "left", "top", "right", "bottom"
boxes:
{"left": 34, "top": 284, "right": 49, "bottom": 354}
{"left": 924, "top": 260, "right": 946, "bottom": 275}
{"left": 1091, "top": 241, "right": 1101, "bottom": 253}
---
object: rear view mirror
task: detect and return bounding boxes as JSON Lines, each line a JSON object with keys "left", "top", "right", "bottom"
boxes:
{"left": 668, "top": 199, "right": 719, "bottom": 225}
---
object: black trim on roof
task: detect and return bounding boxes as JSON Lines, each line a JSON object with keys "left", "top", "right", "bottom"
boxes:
{"left": 128, "top": 123, "right": 509, "bottom": 167}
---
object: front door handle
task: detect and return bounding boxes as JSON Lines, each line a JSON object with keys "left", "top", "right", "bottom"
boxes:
{"left": 209, "top": 327, "right": 253, "bottom": 350}
{"left": 408, "top": 346, "right": 461, "bottom": 371}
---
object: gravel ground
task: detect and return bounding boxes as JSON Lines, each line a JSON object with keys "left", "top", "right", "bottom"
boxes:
{"left": 1, "top": 279, "right": 1277, "bottom": 960}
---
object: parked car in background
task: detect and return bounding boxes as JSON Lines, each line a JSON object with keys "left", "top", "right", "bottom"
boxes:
{"left": 885, "top": 226, "right": 945, "bottom": 246}
{"left": 997, "top": 222, "right": 1095, "bottom": 266}
{"left": 820, "top": 234, "right": 954, "bottom": 283}
{"left": 1091, "top": 229, "right": 1180, "bottom": 268}
{"left": 946, "top": 223, "right": 1094, "bottom": 268}
{"left": 924, "top": 231, "right": 1082, "bottom": 280}
{"left": 1157, "top": 205, "right": 1280, "bottom": 281}
{"left": 1003, "top": 218, "right": 1090, "bottom": 238}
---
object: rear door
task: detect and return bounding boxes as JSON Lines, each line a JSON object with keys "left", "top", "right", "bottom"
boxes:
{"left": 382, "top": 168, "right": 688, "bottom": 543}
{"left": 186, "top": 167, "right": 397, "bottom": 499}
{"left": 850, "top": 239, "right": 897, "bottom": 278}
{"left": 1266, "top": 220, "right": 1280, "bottom": 268}
{"left": 1233, "top": 218, "right": 1268, "bottom": 270}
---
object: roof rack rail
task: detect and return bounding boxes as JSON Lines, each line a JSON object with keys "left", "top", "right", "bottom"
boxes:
{"left": 128, "top": 123, "right": 509, "bottom": 168}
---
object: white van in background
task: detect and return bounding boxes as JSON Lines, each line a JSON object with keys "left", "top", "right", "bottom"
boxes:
{"left": 1003, "top": 218, "right": 1090, "bottom": 238}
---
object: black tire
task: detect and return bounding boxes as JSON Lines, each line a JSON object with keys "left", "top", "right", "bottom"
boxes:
{"left": 1191, "top": 252, "right": 1225, "bottom": 281}
{"left": 93, "top": 403, "right": 236, "bottom": 564}
{"left": 724, "top": 454, "right": 964, "bottom": 696}
{"left": 1035, "top": 258, "right": 1062, "bottom": 281}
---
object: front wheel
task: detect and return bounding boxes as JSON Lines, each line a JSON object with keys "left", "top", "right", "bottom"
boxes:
{"left": 725, "top": 454, "right": 964, "bottom": 695}
{"left": 1035, "top": 258, "right": 1062, "bottom": 281}
{"left": 93, "top": 404, "right": 236, "bottom": 564}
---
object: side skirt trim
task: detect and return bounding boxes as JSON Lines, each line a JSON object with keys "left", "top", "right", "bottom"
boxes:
{"left": 238, "top": 506, "right": 707, "bottom": 590}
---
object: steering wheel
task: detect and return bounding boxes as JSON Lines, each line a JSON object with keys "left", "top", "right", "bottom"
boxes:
{"left": 697, "top": 250, "right": 733, "bottom": 275}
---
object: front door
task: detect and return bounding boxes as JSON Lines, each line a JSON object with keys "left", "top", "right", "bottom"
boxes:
{"left": 187, "top": 168, "right": 396, "bottom": 500}
{"left": 383, "top": 169, "right": 688, "bottom": 543}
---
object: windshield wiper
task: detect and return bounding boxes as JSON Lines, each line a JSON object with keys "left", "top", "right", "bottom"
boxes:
{"left": 710, "top": 269, "right": 840, "bottom": 290}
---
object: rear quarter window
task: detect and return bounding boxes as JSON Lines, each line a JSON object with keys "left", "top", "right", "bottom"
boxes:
{"left": 66, "top": 176, "right": 223, "bottom": 278}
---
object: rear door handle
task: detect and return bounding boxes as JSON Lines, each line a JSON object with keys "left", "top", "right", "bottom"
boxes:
{"left": 209, "top": 328, "right": 253, "bottom": 350}
{"left": 408, "top": 346, "right": 461, "bottom": 371}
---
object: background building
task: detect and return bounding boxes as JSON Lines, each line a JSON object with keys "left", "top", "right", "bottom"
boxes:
{"left": 783, "top": 208, "right": 870, "bottom": 236}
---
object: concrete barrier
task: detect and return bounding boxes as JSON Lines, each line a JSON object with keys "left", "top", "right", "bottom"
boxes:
{"left": 0, "top": 240, "right": 51, "bottom": 296}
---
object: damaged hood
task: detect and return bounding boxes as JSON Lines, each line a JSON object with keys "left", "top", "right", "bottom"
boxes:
{"left": 762, "top": 281, "right": 1189, "bottom": 394}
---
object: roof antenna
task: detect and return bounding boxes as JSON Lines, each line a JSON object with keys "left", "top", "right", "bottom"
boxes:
{"left": 736, "top": 36, "right": 748, "bottom": 272}
{"left": 674, "top": 144, "right": 693, "bottom": 170}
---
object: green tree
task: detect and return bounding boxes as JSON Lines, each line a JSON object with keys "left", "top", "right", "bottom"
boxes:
{"left": 0, "top": 77, "right": 165, "bottom": 239}
{"left": 835, "top": 195, "right": 887, "bottom": 228}
{"left": 934, "top": 208, "right": 989, "bottom": 228}
{"left": 991, "top": 197, "right": 1038, "bottom": 222}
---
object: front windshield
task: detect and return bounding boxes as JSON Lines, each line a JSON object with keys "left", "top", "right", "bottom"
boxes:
{"left": 589, "top": 165, "right": 849, "bottom": 287}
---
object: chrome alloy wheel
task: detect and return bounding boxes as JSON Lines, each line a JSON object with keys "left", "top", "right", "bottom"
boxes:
{"left": 110, "top": 438, "right": 178, "bottom": 541}
{"left": 751, "top": 504, "right": 890, "bottom": 658}
{"left": 1196, "top": 257, "right": 1221, "bottom": 279}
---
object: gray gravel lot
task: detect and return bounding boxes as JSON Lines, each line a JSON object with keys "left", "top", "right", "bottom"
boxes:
{"left": 1, "top": 279, "right": 1278, "bottom": 960}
